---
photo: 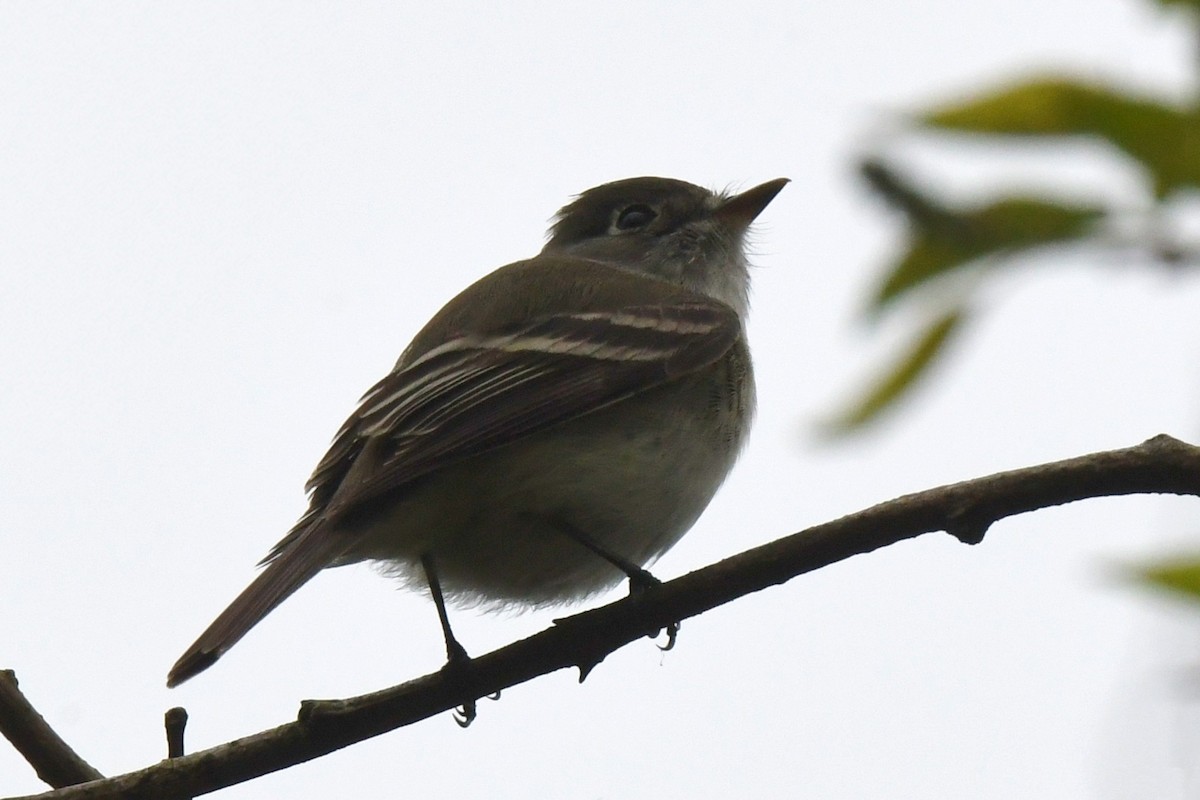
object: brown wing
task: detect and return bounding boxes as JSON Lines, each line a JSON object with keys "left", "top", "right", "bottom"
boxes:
{"left": 265, "top": 299, "right": 740, "bottom": 561}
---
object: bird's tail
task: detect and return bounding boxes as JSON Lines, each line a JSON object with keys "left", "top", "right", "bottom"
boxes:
{"left": 167, "top": 527, "right": 345, "bottom": 687}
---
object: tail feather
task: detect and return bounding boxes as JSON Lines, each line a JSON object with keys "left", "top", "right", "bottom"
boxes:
{"left": 167, "top": 527, "right": 345, "bottom": 687}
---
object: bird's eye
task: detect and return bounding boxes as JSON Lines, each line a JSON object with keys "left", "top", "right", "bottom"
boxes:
{"left": 614, "top": 204, "right": 657, "bottom": 231}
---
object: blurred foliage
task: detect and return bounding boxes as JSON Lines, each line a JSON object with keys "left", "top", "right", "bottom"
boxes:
{"left": 923, "top": 78, "right": 1200, "bottom": 198}
{"left": 1135, "top": 556, "right": 1200, "bottom": 602}
{"left": 861, "top": 159, "right": 1105, "bottom": 310}
{"left": 830, "top": 0, "right": 1200, "bottom": 437}
{"left": 821, "top": 308, "right": 966, "bottom": 436}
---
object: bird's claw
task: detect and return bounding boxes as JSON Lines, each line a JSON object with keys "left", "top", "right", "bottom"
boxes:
{"left": 453, "top": 701, "right": 477, "bottom": 728}
{"left": 657, "top": 621, "right": 680, "bottom": 651}
{"left": 626, "top": 569, "right": 662, "bottom": 596}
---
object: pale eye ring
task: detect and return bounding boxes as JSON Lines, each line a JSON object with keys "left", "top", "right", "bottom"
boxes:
{"left": 614, "top": 204, "right": 657, "bottom": 231}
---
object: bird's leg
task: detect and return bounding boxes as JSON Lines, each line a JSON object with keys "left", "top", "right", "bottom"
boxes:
{"left": 554, "top": 523, "right": 680, "bottom": 650}
{"left": 421, "top": 553, "right": 478, "bottom": 727}
{"left": 555, "top": 524, "right": 658, "bottom": 592}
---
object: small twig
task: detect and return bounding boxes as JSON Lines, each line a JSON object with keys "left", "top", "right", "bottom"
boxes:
{"left": 0, "top": 671, "right": 103, "bottom": 789}
{"left": 4, "top": 434, "right": 1200, "bottom": 800}
{"left": 164, "top": 709, "right": 188, "bottom": 760}
{"left": 163, "top": 709, "right": 190, "bottom": 800}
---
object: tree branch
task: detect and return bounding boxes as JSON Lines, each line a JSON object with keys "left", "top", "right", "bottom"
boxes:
{"left": 0, "top": 671, "right": 103, "bottom": 789}
{"left": 5, "top": 434, "right": 1199, "bottom": 800}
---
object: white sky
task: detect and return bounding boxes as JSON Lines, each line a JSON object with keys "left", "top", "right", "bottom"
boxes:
{"left": 3, "top": 2, "right": 1200, "bottom": 798}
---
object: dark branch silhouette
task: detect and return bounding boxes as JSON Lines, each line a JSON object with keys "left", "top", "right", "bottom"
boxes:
{"left": 4, "top": 434, "right": 1199, "bottom": 800}
{"left": 0, "top": 672, "right": 103, "bottom": 789}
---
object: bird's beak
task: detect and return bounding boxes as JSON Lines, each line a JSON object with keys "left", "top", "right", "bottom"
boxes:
{"left": 713, "top": 177, "right": 790, "bottom": 228}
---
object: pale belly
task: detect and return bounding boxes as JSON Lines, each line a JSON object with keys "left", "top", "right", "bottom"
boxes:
{"left": 341, "top": 351, "right": 753, "bottom": 608}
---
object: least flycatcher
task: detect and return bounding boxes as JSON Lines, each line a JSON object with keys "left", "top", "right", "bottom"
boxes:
{"left": 168, "top": 176, "right": 788, "bottom": 688}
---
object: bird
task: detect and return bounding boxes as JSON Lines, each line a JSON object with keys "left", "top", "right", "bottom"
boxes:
{"left": 167, "top": 176, "right": 788, "bottom": 691}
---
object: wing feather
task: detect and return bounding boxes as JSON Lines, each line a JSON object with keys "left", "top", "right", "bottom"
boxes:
{"left": 291, "top": 300, "right": 739, "bottom": 538}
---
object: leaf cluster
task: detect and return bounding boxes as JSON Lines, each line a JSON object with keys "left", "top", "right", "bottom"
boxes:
{"left": 828, "top": 6, "right": 1200, "bottom": 436}
{"left": 825, "top": 1, "right": 1200, "bottom": 601}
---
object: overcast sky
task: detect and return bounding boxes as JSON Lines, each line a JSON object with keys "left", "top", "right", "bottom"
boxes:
{"left": 4, "top": 2, "right": 1200, "bottom": 798}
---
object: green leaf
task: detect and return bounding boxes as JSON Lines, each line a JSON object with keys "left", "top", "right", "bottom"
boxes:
{"left": 921, "top": 77, "right": 1200, "bottom": 198}
{"left": 821, "top": 308, "right": 966, "bottom": 436}
{"left": 873, "top": 195, "right": 1105, "bottom": 310}
{"left": 859, "top": 158, "right": 957, "bottom": 230}
{"left": 1133, "top": 556, "right": 1200, "bottom": 604}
